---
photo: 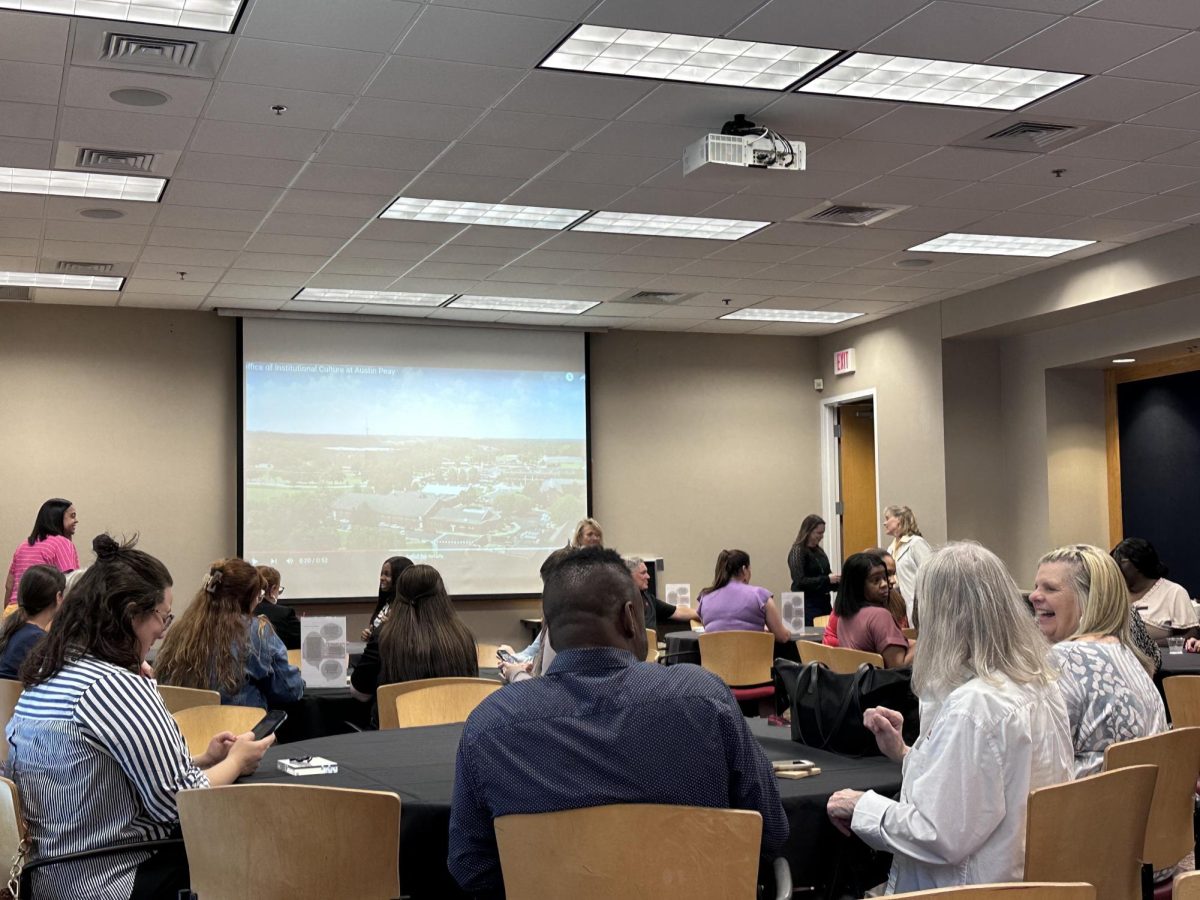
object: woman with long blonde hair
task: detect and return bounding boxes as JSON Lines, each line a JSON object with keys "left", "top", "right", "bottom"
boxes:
{"left": 155, "top": 557, "right": 303, "bottom": 710}
{"left": 882, "top": 505, "right": 932, "bottom": 620}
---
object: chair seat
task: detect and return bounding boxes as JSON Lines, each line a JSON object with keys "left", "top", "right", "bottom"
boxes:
{"left": 730, "top": 685, "right": 775, "bottom": 701}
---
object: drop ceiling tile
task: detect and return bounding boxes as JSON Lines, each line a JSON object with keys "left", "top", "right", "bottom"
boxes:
{"left": 408, "top": 261, "right": 498, "bottom": 279}
{"left": 173, "top": 153, "right": 303, "bottom": 188}
{"left": 30, "top": 289, "right": 119, "bottom": 306}
{"left": 461, "top": 110, "right": 607, "bottom": 151}
{"left": 440, "top": 225, "right": 549, "bottom": 248}
{"left": 584, "top": 301, "right": 658, "bottom": 317}
{"left": 0, "top": 101, "right": 55, "bottom": 140}
{"left": 321, "top": 257, "right": 417, "bottom": 276}
{"left": 189, "top": 121, "right": 327, "bottom": 161}
{"left": 426, "top": 245, "right": 526, "bottom": 265}
{"left": 809, "top": 140, "right": 936, "bottom": 175}
{"left": 118, "top": 294, "right": 205, "bottom": 309}
{"left": 579, "top": 122, "right": 709, "bottom": 159}
{"left": 43, "top": 197, "right": 157, "bottom": 224}
{"left": 681, "top": 292, "right": 766, "bottom": 308}
{"left": 1145, "top": 141, "right": 1200, "bottom": 168}
{"left": 275, "top": 189, "right": 391, "bottom": 218}
{"left": 1078, "top": 0, "right": 1200, "bottom": 29}
{"left": 967, "top": 209, "right": 1085, "bottom": 233}
{"left": 704, "top": 242, "right": 801, "bottom": 263}
{"left": 623, "top": 237, "right": 719, "bottom": 259}
{"left": 244, "top": 234, "right": 346, "bottom": 255}
{"left": 892, "top": 147, "right": 1033, "bottom": 180}
{"left": 364, "top": 219, "right": 465, "bottom": 242}
{"left": 986, "top": 154, "right": 1130, "bottom": 186}
{"left": 619, "top": 84, "right": 779, "bottom": 129}
{"left": 539, "top": 231, "right": 645, "bottom": 253}
{"left": 673, "top": 258, "right": 775, "bottom": 278}
{"left": 542, "top": 152, "right": 670, "bottom": 186}
{"left": 221, "top": 269, "right": 311, "bottom": 287}
{"left": 699, "top": 194, "right": 827, "bottom": 222}
{"left": 741, "top": 222, "right": 842, "bottom": 247}
{"left": 241, "top": 0, "right": 422, "bottom": 51}
{"left": 761, "top": 263, "right": 849, "bottom": 282}
{"left": 587, "top": 0, "right": 764, "bottom": 36}
{"left": 430, "top": 143, "right": 563, "bottom": 178}
{"left": 426, "top": 308, "right": 506, "bottom": 323}
{"left": 1044, "top": 217, "right": 1157, "bottom": 241}
{"left": 1096, "top": 194, "right": 1200, "bottom": 221}
{"left": 433, "top": 0, "right": 594, "bottom": 19}
{"left": 641, "top": 159, "right": 786, "bottom": 195}
{"left": 483, "top": 265, "right": 570, "bottom": 284}
{"left": 146, "top": 228, "right": 252, "bottom": 251}
{"left": 819, "top": 298, "right": 908, "bottom": 314}
{"left": 874, "top": 206, "right": 992, "bottom": 231}
{"left": 607, "top": 187, "right": 730, "bottom": 216}
{"left": 291, "top": 164, "right": 411, "bottom": 195}
{"left": 864, "top": 2, "right": 1061, "bottom": 60}
{"left": 1024, "top": 76, "right": 1195, "bottom": 121}
{"left": 628, "top": 318, "right": 709, "bottom": 331}
{"left": 337, "top": 98, "right": 481, "bottom": 141}
{"left": 752, "top": 93, "right": 894, "bottom": 141}
{"left": 233, "top": 252, "right": 327, "bottom": 272}
{"left": 499, "top": 70, "right": 653, "bottom": 120}
{"left": 132, "top": 263, "right": 225, "bottom": 282}
{"left": 63, "top": 68, "right": 213, "bottom": 119}
{"left": 41, "top": 239, "right": 139, "bottom": 262}
{"left": 741, "top": 170, "right": 873, "bottom": 199}
{"left": 259, "top": 212, "right": 369, "bottom": 238}
{"left": 1164, "top": 181, "right": 1200, "bottom": 200}
{"left": 1108, "top": 34, "right": 1200, "bottom": 85}
{"left": 604, "top": 255, "right": 684, "bottom": 274}
{"left": 394, "top": 7, "right": 566, "bottom": 68}
{"left": 59, "top": 108, "right": 195, "bottom": 151}
{"left": 517, "top": 250, "right": 612, "bottom": 270}
{"left": 205, "top": 83, "right": 356, "bottom": 131}
{"left": 0, "top": 220, "right": 41, "bottom": 238}
{"left": 846, "top": 106, "right": 1006, "bottom": 146}
{"left": 0, "top": 238, "right": 37, "bottom": 256}
{"left": 314, "top": 133, "right": 443, "bottom": 170}
{"left": 561, "top": 269, "right": 647, "bottom": 288}
{"left": 1054, "top": 124, "right": 1197, "bottom": 161}
{"left": 0, "top": 194, "right": 47, "bottom": 218}
{"left": 164, "top": 181, "right": 284, "bottom": 211}
{"left": 42, "top": 221, "right": 149, "bottom": 244}
{"left": 306, "top": 273, "right": 400, "bottom": 289}
{"left": 0, "top": 11, "right": 68, "bottom": 64}
{"left": 366, "top": 56, "right": 524, "bottom": 107}
{"left": 402, "top": 172, "right": 526, "bottom": 203}
{"left": 928, "top": 181, "right": 1056, "bottom": 210}
{"left": 1015, "top": 188, "right": 1144, "bottom": 217}
{"left": 139, "top": 246, "right": 240, "bottom": 267}
{"left": 894, "top": 269, "right": 988, "bottom": 289}
{"left": 223, "top": 40, "right": 385, "bottom": 93}
{"left": 155, "top": 206, "right": 265, "bottom": 231}
{"left": 933, "top": 255, "right": 1035, "bottom": 273}
{"left": 0, "top": 136, "right": 50, "bottom": 168}
{"left": 339, "top": 239, "right": 441, "bottom": 260}
{"left": 861, "top": 284, "right": 938, "bottom": 302}
{"left": 0, "top": 61, "right": 60, "bottom": 105}
{"left": 687, "top": 319, "right": 760, "bottom": 334}
{"left": 822, "top": 227, "right": 940, "bottom": 250}
{"left": 506, "top": 180, "right": 629, "bottom": 210}
{"left": 207, "top": 284, "right": 296, "bottom": 300}
{"left": 837, "top": 175, "right": 971, "bottom": 205}
{"left": 991, "top": 18, "right": 1184, "bottom": 73}
{"left": 644, "top": 273, "right": 740, "bottom": 292}
{"left": 471, "top": 282, "right": 612, "bottom": 301}
{"left": 1133, "top": 92, "right": 1200, "bottom": 130}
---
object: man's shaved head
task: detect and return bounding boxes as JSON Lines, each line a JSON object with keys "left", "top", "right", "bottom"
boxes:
{"left": 542, "top": 546, "right": 646, "bottom": 657}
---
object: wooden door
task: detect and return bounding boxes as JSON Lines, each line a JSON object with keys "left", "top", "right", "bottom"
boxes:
{"left": 838, "top": 402, "right": 877, "bottom": 557}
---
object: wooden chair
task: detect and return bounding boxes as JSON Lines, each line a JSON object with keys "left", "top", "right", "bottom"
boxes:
{"left": 890, "top": 885, "right": 1095, "bottom": 900}
{"left": 475, "top": 643, "right": 503, "bottom": 669}
{"left": 172, "top": 705, "right": 263, "bottom": 755}
{"left": 696, "top": 632, "right": 775, "bottom": 703}
{"left": 377, "top": 677, "right": 502, "bottom": 730}
{"left": 1173, "top": 871, "right": 1200, "bottom": 900}
{"left": 902, "top": 627, "right": 918, "bottom": 641}
{"left": 1162, "top": 676, "right": 1200, "bottom": 727}
{"left": 156, "top": 684, "right": 220, "bottom": 714}
{"left": 1025, "top": 764, "right": 1157, "bottom": 900}
{"left": 0, "top": 679, "right": 22, "bottom": 764}
{"left": 812, "top": 615, "right": 831, "bottom": 628}
{"left": 1103, "top": 728, "right": 1200, "bottom": 872}
{"left": 287, "top": 649, "right": 302, "bottom": 668}
{"left": 645, "top": 629, "right": 659, "bottom": 663}
{"left": 0, "top": 776, "right": 27, "bottom": 882}
{"left": 797, "top": 642, "right": 885, "bottom": 674}
{"left": 179, "top": 784, "right": 400, "bottom": 899}
{"left": 495, "top": 804, "right": 762, "bottom": 900}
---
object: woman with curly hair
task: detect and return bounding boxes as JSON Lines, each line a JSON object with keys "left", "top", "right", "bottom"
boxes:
{"left": 155, "top": 557, "right": 303, "bottom": 710}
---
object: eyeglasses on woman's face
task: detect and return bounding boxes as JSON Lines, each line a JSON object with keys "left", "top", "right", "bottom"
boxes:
{"left": 151, "top": 608, "right": 174, "bottom": 629}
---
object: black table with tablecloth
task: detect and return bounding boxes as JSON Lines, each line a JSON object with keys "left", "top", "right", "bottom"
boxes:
{"left": 663, "top": 628, "right": 825, "bottom": 666}
{"left": 1160, "top": 651, "right": 1200, "bottom": 675}
{"left": 244, "top": 717, "right": 900, "bottom": 898}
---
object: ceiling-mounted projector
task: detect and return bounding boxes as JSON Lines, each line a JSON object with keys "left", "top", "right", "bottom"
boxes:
{"left": 683, "top": 114, "right": 805, "bottom": 175}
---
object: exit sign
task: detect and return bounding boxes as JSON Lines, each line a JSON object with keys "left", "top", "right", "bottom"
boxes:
{"left": 834, "top": 348, "right": 856, "bottom": 375}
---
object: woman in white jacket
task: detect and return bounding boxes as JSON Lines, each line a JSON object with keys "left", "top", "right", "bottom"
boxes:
{"left": 883, "top": 505, "right": 932, "bottom": 621}
{"left": 826, "top": 542, "right": 1072, "bottom": 894}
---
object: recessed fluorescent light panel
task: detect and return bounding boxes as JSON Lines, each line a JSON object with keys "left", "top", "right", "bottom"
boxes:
{"left": 797, "top": 53, "right": 1083, "bottom": 110}
{"left": 907, "top": 233, "right": 1095, "bottom": 257}
{"left": 0, "top": 0, "right": 244, "bottom": 31}
{"left": 380, "top": 198, "right": 587, "bottom": 230}
{"left": 450, "top": 296, "right": 600, "bottom": 315}
{"left": 294, "top": 289, "right": 452, "bottom": 307}
{"left": 0, "top": 167, "right": 165, "bottom": 202}
{"left": 0, "top": 271, "right": 123, "bottom": 291}
{"left": 573, "top": 211, "right": 768, "bottom": 241}
{"left": 541, "top": 25, "right": 837, "bottom": 90}
{"left": 720, "top": 308, "right": 864, "bottom": 324}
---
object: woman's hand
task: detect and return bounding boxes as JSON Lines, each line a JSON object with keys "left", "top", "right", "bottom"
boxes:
{"left": 1186, "top": 637, "right": 1200, "bottom": 654}
{"left": 360, "top": 626, "right": 372, "bottom": 642}
{"left": 829, "top": 574, "right": 841, "bottom": 585}
{"left": 827, "top": 789, "right": 864, "bottom": 836}
{"left": 194, "top": 730, "right": 238, "bottom": 768}
{"left": 225, "top": 731, "right": 275, "bottom": 777}
{"left": 498, "top": 660, "right": 532, "bottom": 682}
{"left": 139, "top": 660, "right": 155, "bottom": 679}
{"left": 864, "top": 706, "right": 909, "bottom": 762}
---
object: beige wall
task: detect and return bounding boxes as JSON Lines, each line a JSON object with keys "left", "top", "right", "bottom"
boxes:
{"left": 0, "top": 303, "right": 237, "bottom": 609}
{"left": 1045, "top": 369, "right": 1109, "bottom": 555}
{"left": 589, "top": 330, "right": 821, "bottom": 599}
{"left": 816, "top": 302, "right": 949, "bottom": 548}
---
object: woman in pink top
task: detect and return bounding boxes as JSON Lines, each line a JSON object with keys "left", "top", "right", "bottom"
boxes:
{"left": 5, "top": 499, "right": 80, "bottom": 607}
{"left": 835, "top": 551, "right": 913, "bottom": 668}
{"left": 697, "top": 549, "right": 791, "bottom": 642}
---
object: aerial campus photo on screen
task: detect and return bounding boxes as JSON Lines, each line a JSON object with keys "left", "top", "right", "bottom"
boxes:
{"left": 243, "top": 362, "right": 588, "bottom": 595}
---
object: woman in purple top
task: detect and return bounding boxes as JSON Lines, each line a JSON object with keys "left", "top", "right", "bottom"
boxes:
{"left": 5, "top": 499, "right": 79, "bottom": 607}
{"left": 697, "top": 549, "right": 792, "bottom": 642}
{"left": 835, "top": 551, "right": 914, "bottom": 668}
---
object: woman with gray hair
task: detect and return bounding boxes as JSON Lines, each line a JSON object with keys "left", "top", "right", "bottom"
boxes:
{"left": 883, "top": 505, "right": 932, "bottom": 620}
{"left": 1031, "top": 544, "right": 1165, "bottom": 777}
{"left": 827, "top": 542, "right": 1071, "bottom": 893}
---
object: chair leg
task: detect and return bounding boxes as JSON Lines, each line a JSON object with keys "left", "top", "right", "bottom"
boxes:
{"left": 1142, "top": 861, "right": 1153, "bottom": 900}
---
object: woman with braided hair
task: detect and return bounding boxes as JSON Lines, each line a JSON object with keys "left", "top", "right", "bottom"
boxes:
{"left": 155, "top": 557, "right": 303, "bottom": 710}
{"left": 350, "top": 564, "right": 478, "bottom": 718}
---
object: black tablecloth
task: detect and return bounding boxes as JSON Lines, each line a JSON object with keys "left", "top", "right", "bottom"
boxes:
{"left": 663, "top": 629, "right": 824, "bottom": 666}
{"left": 246, "top": 717, "right": 900, "bottom": 898}
{"left": 1160, "top": 651, "right": 1200, "bottom": 675}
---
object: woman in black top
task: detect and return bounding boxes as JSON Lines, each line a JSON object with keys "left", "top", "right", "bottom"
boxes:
{"left": 787, "top": 514, "right": 840, "bottom": 625}
{"left": 361, "top": 556, "right": 413, "bottom": 641}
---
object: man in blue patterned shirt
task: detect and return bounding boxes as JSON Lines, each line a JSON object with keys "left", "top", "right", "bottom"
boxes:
{"left": 448, "top": 546, "right": 789, "bottom": 898}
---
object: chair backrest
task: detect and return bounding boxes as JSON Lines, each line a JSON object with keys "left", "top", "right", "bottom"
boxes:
{"left": 1103, "top": 728, "right": 1200, "bottom": 868}
{"left": 901, "top": 627, "right": 918, "bottom": 641}
{"left": 1025, "top": 764, "right": 1157, "bottom": 900}
{"left": 377, "top": 677, "right": 502, "bottom": 730}
{"left": 156, "top": 684, "right": 221, "bottom": 714}
{"left": 1162, "top": 676, "right": 1200, "bottom": 727}
{"left": 287, "top": 649, "right": 302, "bottom": 668}
{"left": 696, "top": 631, "right": 774, "bottom": 687}
{"left": 645, "top": 629, "right": 659, "bottom": 663}
{"left": 812, "top": 615, "right": 831, "bottom": 628}
{"left": 172, "top": 705, "right": 264, "bottom": 755}
{"left": 0, "top": 679, "right": 22, "bottom": 764}
{"left": 822, "top": 644, "right": 884, "bottom": 674}
{"left": 179, "top": 784, "right": 400, "bottom": 899}
{"left": 495, "top": 804, "right": 762, "bottom": 900}
{"left": 797, "top": 642, "right": 831, "bottom": 667}
{"left": 0, "top": 776, "right": 27, "bottom": 876}
{"left": 1174, "top": 871, "right": 1200, "bottom": 900}
{"left": 475, "top": 643, "right": 501, "bottom": 669}
{"left": 889, "top": 884, "right": 1095, "bottom": 900}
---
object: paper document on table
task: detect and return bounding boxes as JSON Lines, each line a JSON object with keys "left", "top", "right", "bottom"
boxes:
{"left": 780, "top": 592, "right": 805, "bottom": 633}
{"left": 666, "top": 584, "right": 691, "bottom": 608}
{"left": 300, "top": 617, "right": 348, "bottom": 687}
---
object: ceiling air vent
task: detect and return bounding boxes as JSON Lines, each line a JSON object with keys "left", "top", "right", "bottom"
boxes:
{"left": 76, "top": 148, "right": 158, "bottom": 173}
{"left": 0, "top": 287, "right": 31, "bottom": 302}
{"left": 621, "top": 290, "right": 694, "bottom": 305}
{"left": 101, "top": 32, "right": 200, "bottom": 70}
{"left": 55, "top": 261, "right": 115, "bottom": 275}
{"left": 793, "top": 203, "right": 908, "bottom": 227}
{"left": 954, "top": 117, "right": 1101, "bottom": 153}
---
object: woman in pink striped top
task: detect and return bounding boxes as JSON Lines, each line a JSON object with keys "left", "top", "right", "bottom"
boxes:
{"left": 5, "top": 499, "right": 80, "bottom": 607}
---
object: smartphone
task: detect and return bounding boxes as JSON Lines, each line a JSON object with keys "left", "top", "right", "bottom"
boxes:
{"left": 496, "top": 649, "right": 518, "bottom": 664}
{"left": 251, "top": 710, "right": 288, "bottom": 741}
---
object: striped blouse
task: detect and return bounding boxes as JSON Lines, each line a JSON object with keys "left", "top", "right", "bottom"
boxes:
{"left": 6, "top": 535, "right": 79, "bottom": 605}
{"left": 5, "top": 657, "right": 208, "bottom": 900}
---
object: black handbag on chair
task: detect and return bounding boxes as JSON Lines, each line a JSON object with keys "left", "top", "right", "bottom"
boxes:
{"left": 774, "top": 659, "right": 920, "bottom": 757}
